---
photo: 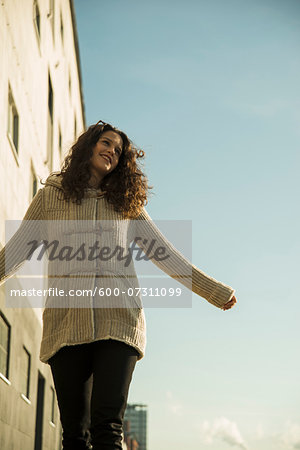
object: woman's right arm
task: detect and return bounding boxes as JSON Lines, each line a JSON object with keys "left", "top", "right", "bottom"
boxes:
{"left": 0, "top": 188, "right": 43, "bottom": 286}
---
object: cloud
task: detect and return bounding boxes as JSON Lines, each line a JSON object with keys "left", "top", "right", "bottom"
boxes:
{"left": 197, "top": 416, "right": 248, "bottom": 449}
{"left": 165, "top": 390, "right": 183, "bottom": 417}
{"left": 280, "top": 421, "right": 300, "bottom": 449}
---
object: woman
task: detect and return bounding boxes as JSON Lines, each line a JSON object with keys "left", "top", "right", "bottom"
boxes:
{"left": 0, "top": 120, "right": 237, "bottom": 450}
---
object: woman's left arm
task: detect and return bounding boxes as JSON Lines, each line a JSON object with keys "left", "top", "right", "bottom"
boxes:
{"left": 133, "top": 207, "right": 237, "bottom": 310}
{"left": 0, "top": 188, "right": 44, "bottom": 287}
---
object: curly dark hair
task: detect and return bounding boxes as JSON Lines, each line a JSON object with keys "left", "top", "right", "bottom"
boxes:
{"left": 47, "top": 121, "right": 153, "bottom": 219}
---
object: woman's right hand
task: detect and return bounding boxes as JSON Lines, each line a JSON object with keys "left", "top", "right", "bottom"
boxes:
{"left": 222, "top": 295, "right": 237, "bottom": 311}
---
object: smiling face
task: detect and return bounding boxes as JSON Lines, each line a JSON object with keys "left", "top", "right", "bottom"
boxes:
{"left": 89, "top": 130, "right": 123, "bottom": 186}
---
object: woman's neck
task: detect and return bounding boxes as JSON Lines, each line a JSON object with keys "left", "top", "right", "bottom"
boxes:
{"left": 88, "top": 173, "right": 103, "bottom": 189}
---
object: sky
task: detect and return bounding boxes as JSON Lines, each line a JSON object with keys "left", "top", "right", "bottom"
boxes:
{"left": 73, "top": 1, "right": 300, "bottom": 449}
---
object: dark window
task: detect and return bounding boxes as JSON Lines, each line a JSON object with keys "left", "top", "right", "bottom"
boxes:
{"left": 0, "top": 312, "right": 11, "bottom": 379}
{"left": 34, "top": 1, "right": 41, "bottom": 38}
{"left": 48, "top": 0, "right": 55, "bottom": 43}
{"left": 48, "top": 74, "right": 53, "bottom": 121}
{"left": 74, "top": 115, "right": 77, "bottom": 140}
{"left": 32, "top": 166, "right": 38, "bottom": 198}
{"left": 50, "top": 386, "right": 56, "bottom": 424}
{"left": 7, "top": 84, "right": 19, "bottom": 154}
{"left": 58, "top": 125, "right": 62, "bottom": 157}
{"left": 34, "top": 371, "right": 45, "bottom": 450}
{"left": 21, "top": 346, "right": 31, "bottom": 399}
{"left": 47, "top": 73, "right": 54, "bottom": 170}
{"left": 60, "top": 10, "right": 64, "bottom": 46}
{"left": 69, "top": 71, "right": 71, "bottom": 96}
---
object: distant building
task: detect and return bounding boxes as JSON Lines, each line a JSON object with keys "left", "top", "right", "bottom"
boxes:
{"left": 124, "top": 418, "right": 140, "bottom": 450}
{"left": 124, "top": 404, "right": 148, "bottom": 450}
{"left": 0, "top": 0, "right": 85, "bottom": 449}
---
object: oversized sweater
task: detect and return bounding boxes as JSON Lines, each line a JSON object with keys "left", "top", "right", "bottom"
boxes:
{"left": 0, "top": 173, "right": 236, "bottom": 364}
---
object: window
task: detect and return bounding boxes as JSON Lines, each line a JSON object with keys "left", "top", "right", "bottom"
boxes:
{"left": 48, "top": 74, "right": 53, "bottom": 120}
{"left": 7, "top": 84, "right": 19, "bottom": 156}
{"left": 60, "top": 10, "right": 64, "bottom": 46}
{"left": 58, "top": 125, "right": 62, "bottom": 158}
{"left": 50, "top": 386, "right": 56, "bottom": 424}
{"left": 20, "top": 346, "right": 31, "bottom": 399}
{"left": 68, "top": 70, "right": 72, "bottom": 96}
{"left": 31, "top": 165, "right": 38, "bottom": 199}
{"left": 0, "top": 312, "right": 11, "bottom": 380}
{"left": 46, "top": 73, "right": 54, "bottom": 170}
{"left": 33, "top": 0, "right": 41, "bottom": 40}
{"left": 74, "top": 115, "right": 77, "bottom": 141}
{"left": 48, "top": 0, "right": 55, "bottom": 43}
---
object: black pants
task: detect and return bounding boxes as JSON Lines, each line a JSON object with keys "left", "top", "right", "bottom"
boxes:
{"left": 48, "top": 339, "right": 139, "bottom": 450}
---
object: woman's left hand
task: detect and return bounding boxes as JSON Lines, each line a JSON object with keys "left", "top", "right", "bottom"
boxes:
{"left": 222, "top": 295, "right": 237, "bottom": 311}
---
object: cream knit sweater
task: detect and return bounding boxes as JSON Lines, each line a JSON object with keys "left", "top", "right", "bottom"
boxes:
{"left": 0, "top": 173, "right": 235, "bottom": 364}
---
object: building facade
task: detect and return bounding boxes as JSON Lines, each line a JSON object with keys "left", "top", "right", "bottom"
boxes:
{"left": 124, "top": 404, "right": 148, "bottom": 450}
{"left": 0, "top": 0, "right": 85, "bottom": 449}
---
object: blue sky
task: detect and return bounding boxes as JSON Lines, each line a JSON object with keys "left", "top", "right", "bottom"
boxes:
{"left": 73, "top": 1, "right": 300, "bottom": 448}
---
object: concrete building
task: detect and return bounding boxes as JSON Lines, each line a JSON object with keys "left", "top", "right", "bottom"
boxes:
{"left": 0, "top": 0, "right": 85, "bottom": 449}
{"left": 124, "top": 404, "right": 148, "bottom": 450}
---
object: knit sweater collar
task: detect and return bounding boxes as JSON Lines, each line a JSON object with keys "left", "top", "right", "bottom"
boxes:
{"left": 44, "top": 172, "right": 107, "bottom": 198}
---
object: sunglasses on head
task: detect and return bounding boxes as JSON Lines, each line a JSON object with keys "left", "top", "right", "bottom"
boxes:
{"left": 96, "top": 120, "right": 118, "bottom": 130}
{"left": 96, "top": 120, "right": 107, "bottom": 126}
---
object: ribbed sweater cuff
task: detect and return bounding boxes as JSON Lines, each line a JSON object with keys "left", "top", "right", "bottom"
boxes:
{"left": 207, "top": 283, "right": 236, "bottom": 308}
{"left": 191, "top": 264, "right": 235, "bottom": 309}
